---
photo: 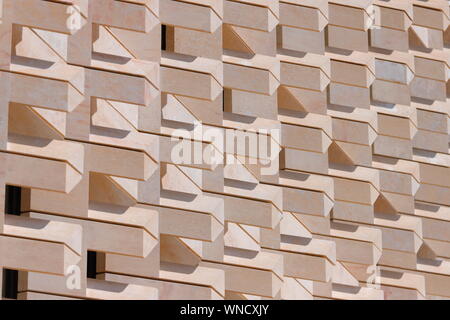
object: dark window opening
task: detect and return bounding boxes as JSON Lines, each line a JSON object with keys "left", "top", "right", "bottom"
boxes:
{"left": 161, "top": 24, "right": 167, "bottom": 51}
{"left": 87, "top": 251, "right": 97, "bottom": 279}
{"left": 5, "top": 185, "right": 21, "bottom": 216}
{"left": 223, "top": 89, "right": 231, "bottom": 112}
{"left": 2, "top": 269, "right": 18, "bottom": 299}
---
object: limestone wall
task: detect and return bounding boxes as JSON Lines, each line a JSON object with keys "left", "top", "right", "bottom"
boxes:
{"left": 0, "top": 0, "right": 450, "bottom": 300}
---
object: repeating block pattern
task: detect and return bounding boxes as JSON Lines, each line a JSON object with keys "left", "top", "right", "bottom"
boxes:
{"left": 0, "top": 0, "right": 449, "bottom": 300}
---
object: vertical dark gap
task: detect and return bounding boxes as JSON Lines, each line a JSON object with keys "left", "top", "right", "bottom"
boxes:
{"left": 223, "top": 89, "right": 231, "bottom": 112}
{"left": 87, "top": 251, "right": 97, "bottom": 279}
{"left": 2, "top": 269, "right": 18, "bottom": 299}
{"left": 222, "top": 89, "right": 225, "bottom": 111}
{"left": 161, "top": 24, "right": 167, "bottom": 51}
{"left": 5, "top": 185, "right": 21, "bottom": 216}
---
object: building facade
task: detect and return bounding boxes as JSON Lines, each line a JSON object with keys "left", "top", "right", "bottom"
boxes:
{"left": 0, "top": 0, "right": 450, "bottom": 300}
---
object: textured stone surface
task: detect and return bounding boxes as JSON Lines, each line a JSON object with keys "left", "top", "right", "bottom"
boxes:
{"left": 0, "top": 0, "right": 450, "bottom": 300}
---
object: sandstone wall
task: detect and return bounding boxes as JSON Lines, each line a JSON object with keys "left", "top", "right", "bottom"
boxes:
{"left": 0, "top": 0, "right": 450, "bottom": 300}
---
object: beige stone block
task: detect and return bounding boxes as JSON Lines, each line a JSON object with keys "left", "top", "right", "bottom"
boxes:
{"left": 87, "top": 278, "right": 159, "bottom": 300}
{"left": 225, "top": 25, "right": 277, "bottom": 56}
{"left": 280, "top": 2, "right": 327, "bottom": 31}
{"left": 377, "top": 4, "right": 412, "bottom": 30}
{"left": 332, "top": 117, "right": 376, "bottom": 146}
{"left": 282, "top": 123, "right": 331, "bottom": 153}
{"left": 272, "top": 247, "right": 333, "bottom": 282}
{"left": 160, "top": 0, "right": 221, "bottom": 33}
{"left": 278, "top": 87, "right": 327, "bottom": 114}
{"left": 377, "top": 114, "right": 415, "bottom": 140}
{"left": 203, "top": 252, "right": 283, "bottom": 298}
{"left": 9, "top": 73, "right": 83, "bottom": 112}
{"left": 410, "top": 25, "right": 444, "bottom": 50}
{"left": 161, "top": 66, "right": 221, "bottom": 101}
{"left": 294, "top": 212, "right": 330, "bottom": 235}
{"left": 281, "top": 148, "right": 328, "bottom": 174}
{"left": 371, "top": 27, "right": 409, "bottom": 52}
{"left": 373, "top": 135, "right": 412, "bottom": 159}
{"left": 413, "top": 4, "right": 448, "bottom": 31}
{"left": 223, "top": 57, "right": 279, "bottom": 96}
{"left": 102, "top": 248, "right": 160, "bottom": 279}
{"left": 160, "top": 206, "right": 222, "bottom": 242}
{"left": 91, "top": 0, "right": 153, "bottom": 32}
{"left": 225, "top": 89, "right": 277, "bottom": 119}
{"left": 159, "top": 262, "right": 225, "bottom": 296}
{"left": 4, "top": 153, "right": 81, "bottom": 193}
{"left": 333, "top": 284, "right": 384, "bottom": 300}
{"left": 329, "top": 82, "right": 370, "bottom": 108}
{"left": 327, "top": 25, "right": 368, "bottom": 52}
{"left": 283, "top": 187, "right": 333, "bottom": 217}
{"left": 375, "top": 59, "right": 414, "bottom": 84}
{"left": 410, "top": 77, "right": 446, "bottom": 102}
{"left": 332, "top": 201, "right": 374, "bottom": 224}
{"left": 9, "top": 0, "right": 77, "bottom": 34}
{"left": 372, "top": 80, "right": 411, "bottom": 105}
{"left": 104, "top": 273, "right": 222, "bottom": 300}
{"left": 334, "top": 177, "right": 378, "bottom": 206}
{"left": 330, "top": 141, "right": 372, "bottom": 166}
{"left": 414, "top": 129, "right": 448, "bottom": 153}
{"left": 281, "top": 277, "right": 313, "bottom": 300}
{"left": 224, "top": 0, "right": 278, "bottom": 32}
{"left": 278, "top": 26, "right": 325, "bottom": 54}
{"left": 0, "top": 235, "right": 80, "bottom": 275}
{"left": 174, "top": 27, "right": 222, "bottom": 60}
{"left": 0, "top": 0, "right": 449, "bottom": 301}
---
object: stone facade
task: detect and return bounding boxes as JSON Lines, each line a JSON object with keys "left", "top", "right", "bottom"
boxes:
{"left": 0, "top": 0, "right": 450, "bottom": 300}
